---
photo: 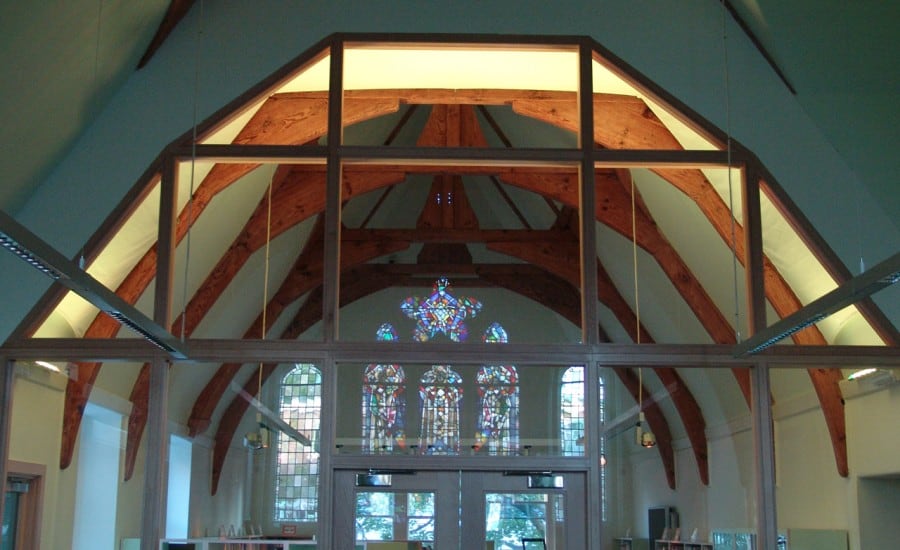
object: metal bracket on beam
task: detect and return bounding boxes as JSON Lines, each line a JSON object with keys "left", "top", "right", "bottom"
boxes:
{"left": 735, "top": 252, "right": 900, "bottom": 356}
{"left": 0, "top": 210, "right": 188, "bottom": 359}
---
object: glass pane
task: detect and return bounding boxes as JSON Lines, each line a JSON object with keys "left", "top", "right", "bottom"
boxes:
{"left": 200, "top": 48, "right": 330, "bottom": 145}
{"left": 337, "top": 363, "right": 584, "bottom": 457}
{"left": 2, "top": 491, "right": 19, "bottom": 549}
{"left": 485, "top": 492, "right": 565, "bottom": 550}
{"left": 32, "top": 174, "right": 163, "bottom": 341}
{"left": 171, "top": 159, "right": 325, "bottom": 340}
{"left": 591, "top": 57, "right": 721, "bottom": 151}
{"left": 757, "top": 178, "right": 884, "bottom": 349}
{"left": 774, "top": 364, "right": 870, "bottom": 550}
{"left": 355, "top": 491, "right": 436, "bottom": 543}
{"left": 165, "top": 361, "right": 322, "bottom": 540}
{"left": 595, "top": 165, "right": 747, "bottom": 345}
{"left": 339, "top": 164, "right": 583, "bottom": 344}
{"left": 342, "top": 44, "right": 579, "bottom": 148}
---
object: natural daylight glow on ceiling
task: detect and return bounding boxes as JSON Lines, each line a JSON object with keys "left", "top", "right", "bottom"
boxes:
{"left": 31, "top": 38, "right": 886, "bottom": 351}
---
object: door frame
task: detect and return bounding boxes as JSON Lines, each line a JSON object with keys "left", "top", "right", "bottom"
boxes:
{"left": 333, "top": 466, "right": 587, "bottom": 549}
{"left": 5, "top": 460, "right": 44, "bottom": 550}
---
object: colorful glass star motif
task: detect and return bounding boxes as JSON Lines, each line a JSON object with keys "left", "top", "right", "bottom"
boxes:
{"left": 400, "top": 277, "right": 482, "bottom": 342}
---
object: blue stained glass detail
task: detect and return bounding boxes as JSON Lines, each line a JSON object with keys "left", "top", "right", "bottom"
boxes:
{"left": 362, "top": 363, "right": 406, "bottom": 452}
{"left": 418, "top": 365, "right": 463, "bottom": 454}
{"left": 475, "top": 364, "right": 519, "bottom": 454}
{"left": 400, "top": 277, "right": 482, "bottom": 342}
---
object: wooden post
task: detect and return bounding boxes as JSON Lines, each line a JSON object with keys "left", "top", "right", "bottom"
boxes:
{"left": 316, "top": 35, "right": 344, "bottom": 549}
{"left": 751, "top": 360, "right": 778, "bottom": 549}
{"left": 140, "top": 154, "right": 177, "bottom": 549}
{"left": 578, "top": 41, "right": 603, "bottom": 550}
{"left": 744, "top": 169, "right": 778, "bottom": 548}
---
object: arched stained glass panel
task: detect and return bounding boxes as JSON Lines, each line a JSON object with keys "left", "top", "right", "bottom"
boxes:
{"left": 362, "top": 323, "right": 406, "bottom": 453}
{"left": 475, "top": 364, "right": 519, "bottom": 454}
{"left": 274, "top": 364, "right": 322, "bottom": 522}
{"left": 418, "top": 365, "right": 463, "bottom": 454}
{"left": 476, "top": 322, "right": 519, "bottom": 454}
{"left": 560, "top": 366, "right": 585, "bottom": 456}
{"left": 362, "top": 363, "right": 406, "bottom": 453}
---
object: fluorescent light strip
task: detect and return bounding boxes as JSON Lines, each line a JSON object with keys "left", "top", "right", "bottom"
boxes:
{"left": 35, "top": 360, "right": 61, "bottom": 373}
{"left": 0, "top": 234, "right": 64, "bottom": 280}
{"left": 736, "top": 252, "right": 900, "bottom": 357}
{"left": 847, "top": 368, "right": 878, "bottom": 381}
{"left": 1, "top": 210, "right": 188, "bottom": 360}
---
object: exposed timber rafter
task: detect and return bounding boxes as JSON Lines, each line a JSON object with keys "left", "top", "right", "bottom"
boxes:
{"left": 36, "top": 86, "right": 869, "bottom": 483}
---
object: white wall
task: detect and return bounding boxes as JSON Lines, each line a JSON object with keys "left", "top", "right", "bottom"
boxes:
{"left": 72, "top": 403, "right": 122, "bottom": 550}
{"left": 8, "top": 366, "right": 71, "bottom": 550}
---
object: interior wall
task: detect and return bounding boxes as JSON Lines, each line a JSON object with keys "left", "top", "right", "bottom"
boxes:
{"left": 857, "top": 477, "right": 900, "bottom": 550}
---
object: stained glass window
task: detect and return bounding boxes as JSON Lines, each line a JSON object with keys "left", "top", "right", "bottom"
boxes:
{"left": 475, "top": 322, "right": 519, "bottom": 454}
{"left": 400, "top": 277, "right": 482, "bottom": 342}
{"left": 274, "top": 364, "right": 321, "bottom": 522}
{"left": 362, "top": 323, "right": 407, "bottom": 453}
{"left": 560, "top": 366, "right": 585, "bottom": 456}
{"left": 418, "top": 365, "right": 463, "bottom": 454}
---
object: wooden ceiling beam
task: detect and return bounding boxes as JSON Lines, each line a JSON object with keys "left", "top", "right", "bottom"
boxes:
{"left": 57, "top": 95, "right": 396, "bottom": 470}
{"left": 57, "top": 85, "right": 851, "bottom": 483}
{"left": 208, "top": 263, "right": 686, "bottom": 493}
{"left": 510, "top": 95, "right": 854, "bottom": 475}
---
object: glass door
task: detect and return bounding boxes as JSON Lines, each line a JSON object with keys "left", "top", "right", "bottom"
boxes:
{"left": 333, "top": 470, "right": 461, "bottom": 549}
{"left": 334, "top": 470, "right": 586, "bottom": 549}
{"left": 461, "top": 472, "right": 586, "bottom": 550}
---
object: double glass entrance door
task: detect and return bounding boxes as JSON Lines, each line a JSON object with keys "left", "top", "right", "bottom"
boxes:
{"left": 333, "top": 470, "right": 586, "bottom": 549}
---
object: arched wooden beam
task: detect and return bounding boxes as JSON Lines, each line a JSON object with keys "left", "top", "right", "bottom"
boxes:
{"left": 58, "top": 93, "right": 398, "bottom": 469}
{"left": 488, "top": 227, "right": 708, "bottom": 486}
{"left": 68, "top": 86, "right": 844, "bottom": 484}
{"left": 208, "top": 263, "right": 685, "bottom": 492}
{"left": 513, "top": 102, "right": 851, "bottom": 478}
{"left": 60, "top": 90, "right": 733, "bottom": 469}
{"left": 125, "top": 159, "right": 733, "bottom": 481}
{"left": 497, "top": 169, "right": 746, "bottom": 403}
{"left": 513, "top": 97, "right": 849, "bottom": 413}
{"left": 187, "top": 217, "right": 411, "bottom": 437}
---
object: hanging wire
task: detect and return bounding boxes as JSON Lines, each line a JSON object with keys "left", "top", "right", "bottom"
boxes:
{"left": 84, "top": 0, "right": 104, "bottom": 271}
{"left": 258, "top": 178, "right": 274, "bottom": 397}
{"left": 721, "top": 0, "right": 742, "bottom": 343}
{"left": 630, "top": 175, "right": 644, "bottom": 417}
{"left": 179, "top": 0, "right": 205, "bottom": 340}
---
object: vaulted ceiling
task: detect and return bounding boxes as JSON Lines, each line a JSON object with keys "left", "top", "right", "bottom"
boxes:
{"left": 1, "top": 1, "right": 896, "bottom": 224}
{"left": 10, "top": 31, "right": 894, "bottom": 497}
{"left": 1, "top": 2, "right": 897, "bottom": 501}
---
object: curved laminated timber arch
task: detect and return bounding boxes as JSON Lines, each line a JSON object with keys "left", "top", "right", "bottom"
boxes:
{"left": 14, "top": 34, "right": 896, "bottom": 495}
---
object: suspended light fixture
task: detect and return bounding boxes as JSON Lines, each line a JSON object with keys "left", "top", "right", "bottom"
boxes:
{"left": 245, "top": 178, "right": 275, "bottom": 451}
{"left": 630, "top": 174, "right": 655, "bottom": 450}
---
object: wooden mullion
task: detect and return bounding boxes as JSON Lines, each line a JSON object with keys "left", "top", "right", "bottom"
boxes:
{"left": 323, "top": 42, "right": 343, "bottom": 342}
{"left": 140, "top": 153, "right": 178, "bottom": 550}
{"left": 744, "top": 168, "right": 766, "bottom": 337}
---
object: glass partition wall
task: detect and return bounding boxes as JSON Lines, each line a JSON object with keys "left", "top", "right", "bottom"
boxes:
{"left": 3, "top": 34, "right": 894, "bottom": 550}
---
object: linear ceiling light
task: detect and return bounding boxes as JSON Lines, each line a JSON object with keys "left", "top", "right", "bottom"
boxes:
{"left": 735, "top": 252, "right": 900, "bottom": 357}
{"left": 1, "top": 210, "right": 188, "bottom": 359}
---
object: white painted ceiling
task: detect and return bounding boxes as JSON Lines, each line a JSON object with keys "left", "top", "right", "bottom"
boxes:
{"left": 0, "top": 1, "right": 896, "bottom": 226}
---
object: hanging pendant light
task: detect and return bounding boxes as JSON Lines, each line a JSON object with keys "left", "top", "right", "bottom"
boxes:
{"left": 631, "top": 174, "right": 655, "bottom": 450}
